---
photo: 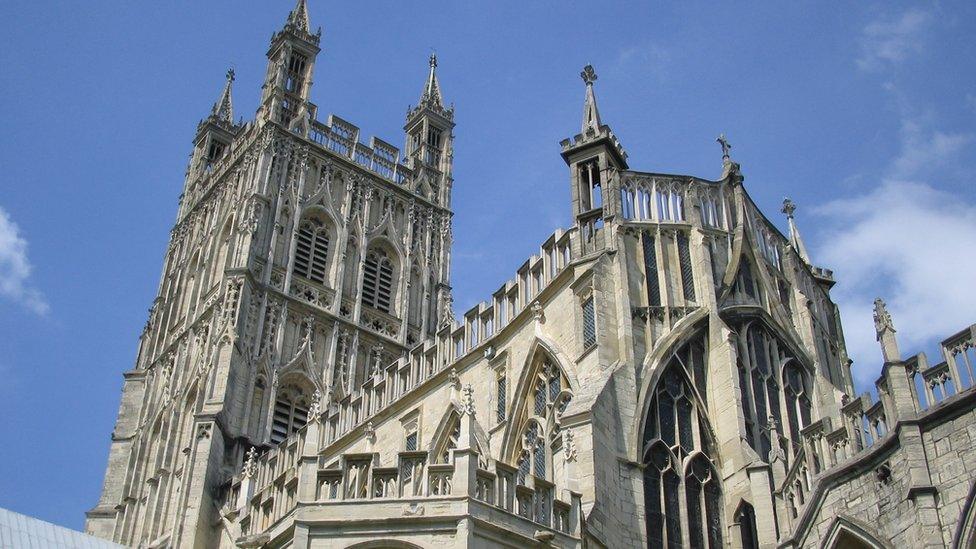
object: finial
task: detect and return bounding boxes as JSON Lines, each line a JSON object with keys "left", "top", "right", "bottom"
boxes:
{"left": 429, "top": 52, "right": 438, "bottom": 69}
{"left": 717, "top": 133, "right": 732, "bottom": 159}
{"left": 781, "top": 197, "right": 796, "bottom": 219}
{"left": 579, "top": 65, "right": 603, "bottom": 134}
{"left": 226, "top": 68, "right": 235, "bottom": 82}
{"left": 580, "top": 64, "right": 598, "bottom": 86}
{"left": 781, "top": 197, "right": 811, "bottom": 264}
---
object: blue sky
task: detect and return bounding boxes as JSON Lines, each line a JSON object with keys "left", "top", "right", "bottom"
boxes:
{"left": 1, "top": 0, "right": 974, "bottom": 532}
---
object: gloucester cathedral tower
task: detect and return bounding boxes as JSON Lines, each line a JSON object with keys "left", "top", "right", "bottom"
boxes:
{"left": 88, "top": 2, "right": 976, "bottom": 547}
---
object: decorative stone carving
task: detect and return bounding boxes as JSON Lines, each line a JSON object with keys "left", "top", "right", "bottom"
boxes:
{"left": 461, "top": 384, "right": 475, "bottom": 416}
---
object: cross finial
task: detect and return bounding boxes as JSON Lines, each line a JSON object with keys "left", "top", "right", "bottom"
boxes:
{"left": 226, "top": 68, "right": 235, "bottom": 82}
{"left": 429, "top": 52, "right": 437, "bottom": 69}
{"left": 581, "top": 64, "right": 598, "bottom": 86}
{"left": 717, "top": 133, "right": 732, "bottom": 159}
{"left": 781, "top": 198, "right": 797, "bottom": 219}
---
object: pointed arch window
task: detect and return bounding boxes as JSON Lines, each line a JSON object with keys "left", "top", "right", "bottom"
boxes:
{"left": 643, "top": 338, "right": 722, "bottom": 548}
{"left": 433, "top": 413, "right": 462, "bottom": 464}
{"left": 736, "top": 323, "right": 812, "bottom": 462}
{"left": 270, "top": 383, "right": 310, "bottom": 444}
{"left": 736, "top": 502, "right": 760, "bottom": 549}
{"left": 294, "top": 218, "right": 330, "bottom": 284}
{"left": 362, "top": 247, "right": 396, "bottom": 314}
{"left": 513, "top": 358, "right": 572, "bottom": 484}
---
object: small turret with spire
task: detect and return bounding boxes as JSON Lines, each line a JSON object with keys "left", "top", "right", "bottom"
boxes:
{"left": 257, "top": 0, "right": 322, "bottom": 125}
{"left": 404, "top": 53, "right": 456, "bottom": 328}
{"left": 184, "top": 68, "right": 243, "bottom": 185}
{"left": 210, "top": 68, "right": 236, "bottom": 127}
{"left": 561, "top": 65, "right": 628, "bottom": 239}
{"left": 404, "top": 53, "right": 455, "bottom": 181}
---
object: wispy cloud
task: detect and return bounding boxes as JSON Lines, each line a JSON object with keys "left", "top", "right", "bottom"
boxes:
{"left": 892, "top": 118, "right": 971, "bottom": 176}
{"left": 0, "top": 206, "right": 48, "bottom": 315}
{"left": 615, "top": 43, "right": 670, "bottom": 78}
{"left": 857, "top": 8, "right": 932, "bottom": 72}
{"left": 812, "top": 126, "right": 976, "bottom": 387}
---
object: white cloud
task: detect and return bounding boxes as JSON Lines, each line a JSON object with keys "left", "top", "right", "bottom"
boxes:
{"left": 857, "top": 8, "right": 932, "bottom": 71}
{"left": 813, "top": 180, "right": 976, "bottom": 388}
{"left": 892, "top": 118, "right": 971, "bottom": 176}
{"left": 0, "top": 206, "right": 48, "bottom": 315}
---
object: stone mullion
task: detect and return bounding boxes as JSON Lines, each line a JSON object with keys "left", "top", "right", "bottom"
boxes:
{"left": 351, "top": 186, "right": 373, "bottom": 325}
{"left": 331, "top": 175, "right": 356, "bottom": 309}
{"left": 398, "top": 206, "right": 417, "bottom": 345}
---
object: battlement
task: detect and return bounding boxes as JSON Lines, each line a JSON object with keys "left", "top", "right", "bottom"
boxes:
{"left": 224, "top": 412, "right": 580, "bottom": 546}
{"left": 308, "top": 114, "right": 415, "bottom": 186}
{"left": 778, "top": 322, "right": 976, "bottom": 535}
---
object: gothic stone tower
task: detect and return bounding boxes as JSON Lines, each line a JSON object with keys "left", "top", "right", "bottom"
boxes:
{"left": 86, "top": 2, "right": 455, "bottom": 546}
{"left": 89, "top": 4, "right": 976, "bottom": 549}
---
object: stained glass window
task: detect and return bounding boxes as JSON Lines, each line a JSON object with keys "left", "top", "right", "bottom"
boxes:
{"left": 643, "top": 336, "right": 722, "bottom": 548}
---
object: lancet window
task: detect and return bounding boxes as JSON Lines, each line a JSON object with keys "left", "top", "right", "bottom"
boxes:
{"left": 642, "top": 336, "right": 722, "bottom": 548}
{"left": 285, "top": 52, "right": 308, "bottom": 94}
{"left": 655, "top": 183, "right": 685, "bottom": 222}
{"left": 293, "top": 217, "right": 331, "bottom": 284}
{"left": 578, "top": 160, "right": 602, "bottom": 211}
{"left": 699, "top": 191, "right": 725, "bottom": 229}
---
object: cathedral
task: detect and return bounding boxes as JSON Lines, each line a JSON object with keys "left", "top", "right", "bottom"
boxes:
{"left": 86, "top": 2, "right": 976, "bottom": 548}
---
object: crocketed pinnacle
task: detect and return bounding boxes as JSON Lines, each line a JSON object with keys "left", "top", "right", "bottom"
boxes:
{"left": 420, "top": 53, "right": 444, "bottom": 108}
{"left": 286, "top": 0, "right": 311, "bottom": 32}
{"left": 211, "top": 68, "right": 235, "bottom": 124}
{"left": 781, "top": 198, "right": 811, "bottom": 265}
{"left": 580, "top": 64, "right": 602, "bottom": 134}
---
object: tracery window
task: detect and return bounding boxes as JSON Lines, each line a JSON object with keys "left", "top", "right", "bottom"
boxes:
{"left": 362, "top": 247, "right": 396, "bottom": 314}
{"left": 514, "top": 358, "right": 572, "bottom": 485}
{"left": 270, "top": 383, "right": 310, "bottom": 444}
{"left": 655, "top": 184, "right": 685, "bottom": 222}
{"left": 699, "top": 192, "right": 724, "bottom": 229}
{"left": 434, "top": 413, "right": 461, "bottom": 463}
{"left": 293, "top": 218, "right": 330, "bottom": 284}
{"left": 643, "top": 337, "right": 722, "bottom": 548}
{"left": 736, "top": 323, "right": 812, "bottom": 462}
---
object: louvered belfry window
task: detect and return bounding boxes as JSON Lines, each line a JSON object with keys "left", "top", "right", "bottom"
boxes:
{"left": 362, "top": 248, "right": 395, "bottom": 313}
{"left": 270, "top": 385, "right": 310, "bottom": 445}
{"left": 293, "top": 220, "right": 330, "bottom": 284}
